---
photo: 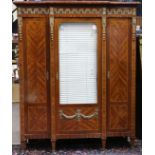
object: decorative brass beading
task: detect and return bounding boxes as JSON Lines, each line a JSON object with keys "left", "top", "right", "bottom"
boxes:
{"left": 50, "top": 17, "right": 54, "bottom": 41}
{"left": 102, "top": 16, "right": 106, "bottom": 40}
{"left": 49, "top": 7, "right": 54, "bottom": 15}
{"left": 18, "top": 7, "right": 49, "bottom": 15}
{"left": 53, "top": 8, "right": 103, "bottom": 15}
{"left": 59, "top": 109, "right": 98, "bottom": 121}
{"left": 18, "top": 17, "right": 23, "bottom": 41}
{"left": 132, "top": 17, "right": 136, "bottom": 40}
{"left": 17, "top": 7, "right": 136, "bottom": 16}
{"left": 107, "top": 8, "right": 136, "bottom": 15}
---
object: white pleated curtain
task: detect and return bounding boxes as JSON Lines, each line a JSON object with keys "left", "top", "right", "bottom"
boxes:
{"left": 59, "top": 23, "right": 97, "bottom": 104}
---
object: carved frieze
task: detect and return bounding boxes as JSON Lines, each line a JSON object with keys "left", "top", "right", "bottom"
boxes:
{"left": 107, "top": 8, "right": 136, "bottom": 15}
{"left": 18, "top": 7, "right": 49, "bottom": 15}
{"left": 17, "top": 7, "right": 136, "bottom": 16}
{"left": 53, "top": 8, "right": 103, "bottom": 15}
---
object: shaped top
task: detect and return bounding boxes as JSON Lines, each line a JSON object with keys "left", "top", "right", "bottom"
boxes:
{"left": 14, "top": 0, "right": 140, "bottom": 6}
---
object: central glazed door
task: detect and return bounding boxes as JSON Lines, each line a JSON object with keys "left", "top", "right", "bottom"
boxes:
{"left": 54, "top": 18, "right": 102, "bottom": 137}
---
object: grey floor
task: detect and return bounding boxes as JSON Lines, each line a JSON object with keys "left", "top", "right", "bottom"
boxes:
{"left": 12, "top": 103, "right": 20, "bottom": 145}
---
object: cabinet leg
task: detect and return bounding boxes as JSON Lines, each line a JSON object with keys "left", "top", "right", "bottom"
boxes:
{"left": 130, "top": 137, "right": 135, "bottom": 147}
{"left": 51, "top": 141, "right": 56, "bottom": 151}
{"left": 127, "top": 136, "right": 131, "bottom": 143}
{"left": 101, "top": 139, "right": 106, "bottom": 149}
{"left": 127, "top": 137, "right": 135, "bottom": 147}
{"left": 21, "top": 141, "right": 26, "bottom": 150}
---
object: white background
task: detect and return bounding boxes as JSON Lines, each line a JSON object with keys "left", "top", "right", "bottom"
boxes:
{"left": 0, "top": 0, "right": 154, "bottom": 154}
{"left": 0, "top": 0, "right": 12, "bottom": 154}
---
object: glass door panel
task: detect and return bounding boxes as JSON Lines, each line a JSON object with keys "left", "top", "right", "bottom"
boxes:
{"left": 59, "top": 23, "right": 97, "bottom": 104}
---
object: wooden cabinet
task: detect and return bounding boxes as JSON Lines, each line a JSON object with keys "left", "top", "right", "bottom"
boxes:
{"left": 14, "top": 0, "right": 140, "bottom": 150}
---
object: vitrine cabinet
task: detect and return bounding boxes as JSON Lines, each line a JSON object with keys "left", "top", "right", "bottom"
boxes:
{"left": 14, "top": 0, "right": 140, "bottom": 150}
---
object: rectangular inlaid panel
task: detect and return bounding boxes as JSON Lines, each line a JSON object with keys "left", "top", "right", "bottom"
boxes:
{"left": 107, "top": 18, "right": 131, "bottom": 131}
{"left": 27, "top": 106, "right": 48, "bottom": 132}
{"left": 109, "top": 104, "right": 129, "bottom": 130}
{"left": 24, "top": 18, "right": 47, "bottom": 104}
{"left": 108, "top": 18, "right": 130, "bottom": 103}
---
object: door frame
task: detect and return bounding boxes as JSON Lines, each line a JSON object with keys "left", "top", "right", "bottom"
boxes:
{"left": 53, "top": 17, "right": 103, "bottom": 136}
{"left": 54, "top": 17, "right": 102, "bottom": 107}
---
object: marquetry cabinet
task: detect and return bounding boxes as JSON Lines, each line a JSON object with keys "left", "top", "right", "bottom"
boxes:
{"left": 14, "top": 0, "right": 140, "bottom": 150}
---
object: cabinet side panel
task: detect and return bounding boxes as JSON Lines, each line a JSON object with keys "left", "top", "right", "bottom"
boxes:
{"left": 23, "top": 17, "right": 50, "bottom": 135}
{"left": 107, "top": 18, "right": 131, "bottom": 131}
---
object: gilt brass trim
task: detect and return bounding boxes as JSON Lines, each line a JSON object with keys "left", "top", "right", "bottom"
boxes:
{"left": 59, "top": 109, "right": 98, "bottom": 121}
{"left": 18, "top": 7, "right": 49, "bottom": 15}
{"left": 102, "top": 16, "right": 106, "bottom": 40}
{"left": 18, "top": 17, "right": 23, "bottom": 41}
{"left": 53, "top": 8, "right": 103, "bottom": 15}
{"left": 50, "top": 16, "right": 54, "bottom": 44}
{"left": 132, "top": 17, "right": 136, "bottom": 40}
{"left": 107, "top": 8, "right": 136, "bottom": 15}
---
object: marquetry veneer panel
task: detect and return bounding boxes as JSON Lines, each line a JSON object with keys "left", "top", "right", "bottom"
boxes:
{"left": 23, "top": 17, "right": 50, "bottom": 136}
{"left": 108, "top": 18, "right": 131, "bottom": 103}
{"left": 109, "top": 104, "right": 129, "bottom": 130}
{"left": 57, "top": 107, "right": 100, "bottom": 133}
{"left": 24, "top": 18, "right": 47, "bottom": 104}
{"left": 107, "top": 18, "right": 131, "bottom": 132}
{"left": 27, "top": 106, "right": 48, "bottom": 132}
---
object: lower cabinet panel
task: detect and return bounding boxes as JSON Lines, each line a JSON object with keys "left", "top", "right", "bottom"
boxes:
{"left": 108, "top": 104, "right": 129, "bottom": 131}
{"left": 27, "top": 106, "right": 49, "bottom": 133}
{"left": 57, "top": 106, "right": 100, "bottom": 134}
